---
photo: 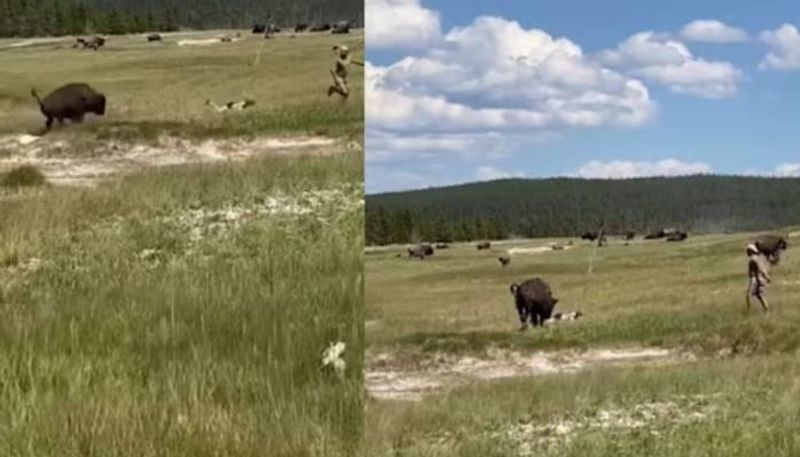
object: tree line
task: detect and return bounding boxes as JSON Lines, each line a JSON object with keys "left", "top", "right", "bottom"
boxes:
{"left": 0, "top": 0, "right": 362, "bottom": 38}
{"left": 366, "top": 176, "right": 800, "bottom": 245}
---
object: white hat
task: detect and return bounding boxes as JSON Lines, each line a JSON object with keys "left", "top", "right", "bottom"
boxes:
{"left": 746, "top": 243, "right": 759, "bottom": 254}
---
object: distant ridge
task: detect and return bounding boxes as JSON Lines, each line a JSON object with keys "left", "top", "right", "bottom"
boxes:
{"left": 366, "top": 175, "right": 800, "bottom": 245}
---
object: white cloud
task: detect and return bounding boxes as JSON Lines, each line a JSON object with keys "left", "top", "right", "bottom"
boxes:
{"left": 774, "top": 163, "right": 800, "bottom": 177}
{"left": 577, "top": 159, "right": 712, "bottom": 179}
{"left": 680, "top": 20, "right": 748, "bottom": 43}
{"left": 599, "top": 32, "right": 743, "bottom": 98}
{"left": 366, "top": 0, "right": 442, "bottom": 49}
{"left": 367, "top": 17, "right": 655, "bottom": 135}
{"left": 759, "top": 24, "right": 800, "bottom": 70}
{"left": 475, "top": 166, "right": 522, "bottom": 181}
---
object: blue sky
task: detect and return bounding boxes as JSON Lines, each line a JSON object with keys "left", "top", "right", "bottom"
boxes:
{"left": 364, "top": 0, "right": 800, "bottom": 193}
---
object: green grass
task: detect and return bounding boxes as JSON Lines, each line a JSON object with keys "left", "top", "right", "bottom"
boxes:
{"left": 1, "top": 164, "right": 46, "bottom": 188}
{"left": 365, "top": 233, "right": 800, "bottom": 455}
{"left": 366, "top": 234, "right": 800, "bottom": 356}
{"left": 0, "top": 152, "right": 363, "bottom": 456}
{"left": 0, "top": 30, "right": 363, "bottom": 139}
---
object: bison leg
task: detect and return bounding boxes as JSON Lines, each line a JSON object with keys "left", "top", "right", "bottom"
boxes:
{"left": 45, "top": 116, "right": 53, "bottom": 129}
{"left": 516, "top": 302, "right": 529, "bottom": 330}
{"left": 72, "top": 113, "right": 85, "bottom": 124}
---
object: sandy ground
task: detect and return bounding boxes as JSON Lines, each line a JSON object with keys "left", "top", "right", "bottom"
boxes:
{"left": 0, "top": 133, "right": 357, "bottom": 186}
{"left": 367, "top": 347, "right": 693, "bottom": 401}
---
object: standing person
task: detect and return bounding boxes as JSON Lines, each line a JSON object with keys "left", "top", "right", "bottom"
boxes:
{"left": 746, "top": 243, "right": 772, "bottom": 312}
{"left": 328, "top": 45, "right": 363, "bottom": 99}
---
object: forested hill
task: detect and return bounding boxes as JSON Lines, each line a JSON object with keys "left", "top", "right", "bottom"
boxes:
{"left": 365, "top": 176, "right": 800, "bottom": 245}
{"left": 0, "top": 0, "right": 361, "bottom": 37}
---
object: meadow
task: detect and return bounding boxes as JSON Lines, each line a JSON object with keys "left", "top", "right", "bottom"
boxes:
{"left": 0, "top": 29, "right": 363, "bottom": 139}
{"left": 0, "top": 29, "right": 364, "bottom": 457}
{"left": 365, "top": 232, "right": 800, "bottom": 456}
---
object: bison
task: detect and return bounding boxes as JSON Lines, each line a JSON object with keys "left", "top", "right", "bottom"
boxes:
{"left": 295, "top": 23, "right": 309, "bottom": 32}
{"left": 510, "top": 278, "right": 558, "bottom": 330}
{"left": 498, "top": 255, "right": 511, "bottom": 266}
{"left": 31, "top": 83, "right": 106, "bottom": 130}
{"left": 625, "top": 231, "right": 636, "bottom": 240}
{"left": 666, "top": 231, "right": 688, "bottom": 242}
{"left": 408, "top": 244, "right": 434, "bottom": 259}
{"left": 74, "top": 36, "right": 105, "bottom": 50}
{"left": 332, "top": 20, "right": 350, "bottom": 34}
{"left": 581, "top": 231, "right": 598, "bottom": 241}
{"left": 252, "top": 24, "right": 266, "bottom": 33}
{"left": 477, "top": 241, "right": 491, "bottom": 250}
{"left": 754, "top": 234, "right": 788, "bottom": 265}
{"left": 309, "top": 23, "right": 331, "bottom": 32}
{"left": 147, "top": 33, "right": 162, "bottom": 42}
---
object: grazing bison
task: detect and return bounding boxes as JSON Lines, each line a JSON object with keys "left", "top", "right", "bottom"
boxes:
{"left": 754, "top": 234, "right": 788, "bottom": 265}
{"left": 295, "top": 23, "right": 309, "bottom": 32}
{"left": 31, "top": 83, "right": 106, "bottom": 130}
{"left": 252, "top": 24, "right": 266, "bottom": 33}
{"left": 498, "top": 255, "right": 511, "bottom": 266}
{"left": 625, "top": 231, "right": 636, "bottom": 240}
{"left": 74, "top": 36, "right": 105, "bottom": 50}
{"left": 408, "top": 244, "right": 434, "bottom": 259}
{"left": 477, "top": 241, "right": 491, "bottom": 250}
{"left": 310, "top": 23, "right": 331, "bottom": 32}
{"left": 581, "top": 231, "right": 598, "bottom": 241}
{"left": 147, "top": 33, "right": 162, "bottom": 42}
{"left": 510, "top": 278, "right": 558, "bottom": 329}
{"left": 332, "top": 20, "right": 350, "bottom": 34}
{"left": 666, "top": 231, "right": 688, "bottom": 242}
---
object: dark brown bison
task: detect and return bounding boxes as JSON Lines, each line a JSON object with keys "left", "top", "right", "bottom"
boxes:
{"left": 252, "top": 24, "right": 266, "bottom": 33}
{"left": 581, "top": 231, "right": 598, "bottom": 241}
{"left": 310, "top": 23, "right": 331, "bottom": 32}
{"left": 625, "top": 231, "right": 635, "bottom": 240}
{"left": 754, "top": 234, "right": 788, "bottom": 265}
{"left": 666, "top": 231, "right": 688, "bottom": 242}
{"left": 498, "top": 255, "right": 511, "bottom": 266}
{"left": 477, "top": 241, "right": 491, "bottom": 250}
{"left": 147, "top": 33, "right": 162, "bottom": 42}
{"left": 408, "top": 244, "right": 434, "bottom": 259}
{"left": 332, "top": 20, "right": 351, "bottom": 34}
{"left": 74, "top": 36, "right": 105, "bottom": 50}
{"left": 510, "top": 278, "right": 558, "bottom": 330}
{"left": 295, "top": 23, "right": 309, "bottom": 32}
{"left": 31, "top": 83, "right": 106, "bottom": 130}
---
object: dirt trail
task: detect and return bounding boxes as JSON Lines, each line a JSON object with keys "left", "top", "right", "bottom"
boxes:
{"left": 367, "top": 347, "right": 692, "bottom": 401}
{"left": 0, "top": 134, "right": 351, "bottom": 186}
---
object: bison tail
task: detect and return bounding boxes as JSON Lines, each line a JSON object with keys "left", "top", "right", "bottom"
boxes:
{"left": 30, "top": 88, "right": 44, "bottom": 108}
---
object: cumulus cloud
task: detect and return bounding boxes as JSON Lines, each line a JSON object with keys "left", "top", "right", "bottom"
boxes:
{"left": 759, "top": 24, "right": 800, "bottom": 70}
{"left": 774, "top": 163, "right": 800, "bottom": 177}
{"left": 367, "top": 17, "right": 656, "bottom": 135}
{"left": 366, "top": 0, "right": 442, "bottom": 49}
{"left": 577, "top": 158, "right": 712, "bottom": 179}
{"left": 599, "top": 32, "right": 743, "bottom": 98}
{"left": 680, "top": 20, "right": 748, "bottom": 43}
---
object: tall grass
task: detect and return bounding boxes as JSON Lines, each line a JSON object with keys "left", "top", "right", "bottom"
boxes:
{"left": 0, "top": 152, "right": 364, "bottom": 456}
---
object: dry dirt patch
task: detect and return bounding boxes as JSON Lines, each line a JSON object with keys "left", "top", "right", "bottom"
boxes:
{"left": 0, "top": 134, "right": 345, "bottom": 186}
{"left": 367, "top": 347, "right": 692, "bottom": 401}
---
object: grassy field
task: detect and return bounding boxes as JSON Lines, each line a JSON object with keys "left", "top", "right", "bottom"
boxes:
{"left": 0, "top": 29, "right": 364, "bottom": 457}
{"left": 365, "top": 233, "right": 800, "bottom": 455}
{"left": 0, "top": 30, "right": 363, "bottom": 139}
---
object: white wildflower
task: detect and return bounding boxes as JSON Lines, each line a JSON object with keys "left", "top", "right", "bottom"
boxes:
{"left": 322, "top": 341, "right": 347, "bottom": 377}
